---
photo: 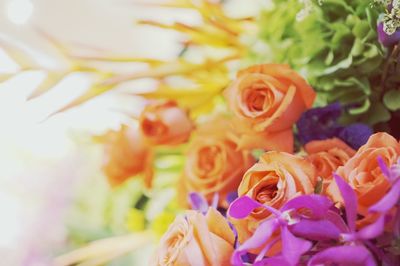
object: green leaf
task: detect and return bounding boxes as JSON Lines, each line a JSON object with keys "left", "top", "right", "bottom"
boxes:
{"left": 348, "top": 98, "right": 370, "bottom": 115}
{"left": 351, "top": 38, "right": 364, "bottom": 56}
{"left": 383, "top": 90, "right": 400, "bottom": 111}
{"left": 363, "top": 102, "right": 391, "bottom": 125}
{"left": 352, "top": 20, "right": 370, "bottom": 38}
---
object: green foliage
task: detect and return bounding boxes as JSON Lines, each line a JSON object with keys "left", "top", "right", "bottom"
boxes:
{"left": 383, "top": 89, "right": 400, "bottom": 111}
{"left": 254, "top": 0, "right": 392, "bottom": 126}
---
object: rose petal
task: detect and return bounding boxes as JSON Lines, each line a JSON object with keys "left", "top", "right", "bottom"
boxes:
{"left": 308, "top": 245, "right": 376, "bottom": 266}
{"left": 281, "top": 226, "right": 312, "bottom": 265}
{"left": 206, "top": 208, "right": 236, "bottom": 245}
{"left": 369, "top": 180, "right": 400, "bottom": 213}
{"left": 290, "top": 219, "right": 341, "bottom": 241}
{"left": 281, "top": 194, "right": 333, "bottom": 219}
{"left": 334, "top": 174, "right": 357, "bottom": 232}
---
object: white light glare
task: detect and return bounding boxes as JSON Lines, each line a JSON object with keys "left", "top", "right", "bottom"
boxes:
{"left": 6, "top": 0, "right": 34, "bottom": 25}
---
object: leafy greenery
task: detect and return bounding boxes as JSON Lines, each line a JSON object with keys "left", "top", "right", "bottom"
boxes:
{"left": 254, "top": 0, "right": 394, "bottom": 127}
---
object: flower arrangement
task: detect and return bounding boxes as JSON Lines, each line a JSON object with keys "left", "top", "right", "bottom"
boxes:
{"left": 146, "top": 73, "right": 400, "bottom": 265}
{"left": 2, "top": 0, "right": 400, "bottom": 265}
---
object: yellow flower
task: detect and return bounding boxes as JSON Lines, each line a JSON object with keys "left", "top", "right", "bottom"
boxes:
{"left": 125, "top": 208, "right": 145, "bottom": 232}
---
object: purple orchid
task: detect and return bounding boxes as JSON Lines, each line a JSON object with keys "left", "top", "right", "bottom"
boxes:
{"left": 307, "top": 174, "right": 385, "bottom": 265}
{"left": 227, "top": 172, "right": 391, "bottom": 265}
{"left": 333, "top": 174, "right": 386, "bottom": 243}
{"left": 308, "top": 245, "right": 376, "bottom": 266}
{"left": 228, "top": 195, "right": 339, "bottom": 265}
{"left": 369, "top": 157, "right": 400, "bottom": 238}
{"left": 296, "top": 103, "right": 372, "bottom": 149}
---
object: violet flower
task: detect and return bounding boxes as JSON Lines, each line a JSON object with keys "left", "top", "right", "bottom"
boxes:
{"left": 296, "top": 103, "right": 372, "bottom": 149}
{"left": 369, "top": 157, "right": 400, "bottom": 238}
{"left": 228, "top": 195, "right": 339, "bottom": 265}
{"left": 338, "top": 123, "right": 373, "bottom": 150}
{"left": 297, "top": 103, "right": 343, "bottom": 144}
{"left": 307, "top": 174, "right": 384, "bottom": 265}
{"left": 308, "top": 245, "right": 376, "bottom": 266}
{"left": 378, "top": 22, "right": 400, "bottom": 47}
{"left": 333, "top": 174, "right": 386, "bottom": 243}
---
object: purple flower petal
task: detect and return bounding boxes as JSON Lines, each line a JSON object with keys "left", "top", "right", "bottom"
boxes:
{"left": 356, "top": 215, "right": 386, "bottom": 240}
{"left": 228, "top": 196, "right": 280, "bottom": 219}
{"left": 238, "top": 219, "right": 279, "bottom": 252}
{"left": 229, "top": 222, "right": 239, "bottom": 249}
{"left": 254, "top": 256, "right": 291, "bottom": 266}
{"left": 226, "top": 191, "right": 238, "bottom": 204}
{"left": 338, "top": 123, "right": 372, "bottom": 150}
{"left": 334, "top": 174, "right": 357, "bottom": 232}
{"left": 326, "top": 210, "right": 349, "bottom": 233}
{"left": 281, "top": 226, "right": 312, "bottom": 265}
{"left": 255, "top": 237, "right": 279, "bottom": 262}
{"left": 296, "top": 103, "right": 343, "bottom": 144}
{"left": 188, "top": 192, "right": 209, "bottom": 214}
{"left": 211, "top": 193, "right": 219, "bottom": 209}
{"left": 369, "top": 179, "right": 400, "bottom": 213}
{"left": 232, "top": 219, "right": 279, "bottom": 265}
{"left": 231, "top": 251, "right": 246, "bottom": 266}
{"left": 290, "top": 219, "right": 341, "bottom": 241}
{"left": 281, "top": 194, "right": 333, "bottom": 219}
{"left": 377, "top": 156, "right": 391, "bottom": 181}
{"left": 308, "top": 245, "right": 376, "bottom": 266}
{"left": 378, "top": 22, "right": 400, "bottom": 47}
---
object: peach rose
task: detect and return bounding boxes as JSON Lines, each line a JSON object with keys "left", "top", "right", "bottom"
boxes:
{"left": 230, "top": 151, "right": 317, "bottom": 242}
{"left": 149, "top": 208, "right": 235, "bottom": 266}
{"left": 140, "top": 101, "right": 193, "bottom": 145}
{"left": 305, "top": 138, "right": 356, "bottom": 191}
{"left": 225, "top": 64, "right": 315, "bottom": 134}
{"left": 327, "top": 133, "right": 400, "bottom": 216}
{"left": 180, "top": 119, "right": 254, "bottom": 207}
{"left": 101, "top": 125, "right": 153, "bottom": 187}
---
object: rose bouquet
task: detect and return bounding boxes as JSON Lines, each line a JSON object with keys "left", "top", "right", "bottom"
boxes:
{"left": 147, "top": 65, "right": 400, "bottom": 265}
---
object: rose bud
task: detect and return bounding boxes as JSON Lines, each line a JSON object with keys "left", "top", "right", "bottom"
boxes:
{"left": 140, "top": 101, "right": 193, "bottom": 145}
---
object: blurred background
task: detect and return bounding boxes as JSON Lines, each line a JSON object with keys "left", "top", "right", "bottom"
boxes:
{"left": 0, "top": 0, "right": 263, "bottom": 265}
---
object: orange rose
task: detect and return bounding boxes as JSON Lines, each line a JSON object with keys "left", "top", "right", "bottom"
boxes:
{"left": 149, "top": 208, "right": 235, "bottom": 266}
{"left": 224, "top": 64, "right": 315, "bottom": 152}
{"left": 230, "top": 118, "right": 295, "bottom": 153}
{"left": 305, "top": 138, "right": 356, "bottom": 191}
{"left": 230, "top": 151, "right": 316, "bottom": 242}
{"left": 101, "top": 125, "right": 153, "bottom": 187}
{"left": 140, "top": 101, "right": 193, "bottom": 145}
{"left": 180, "top": 118, "right": 254, "bottom": 207}
{"left": 327, "top": 133, "right": 400, "bottom": 216}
